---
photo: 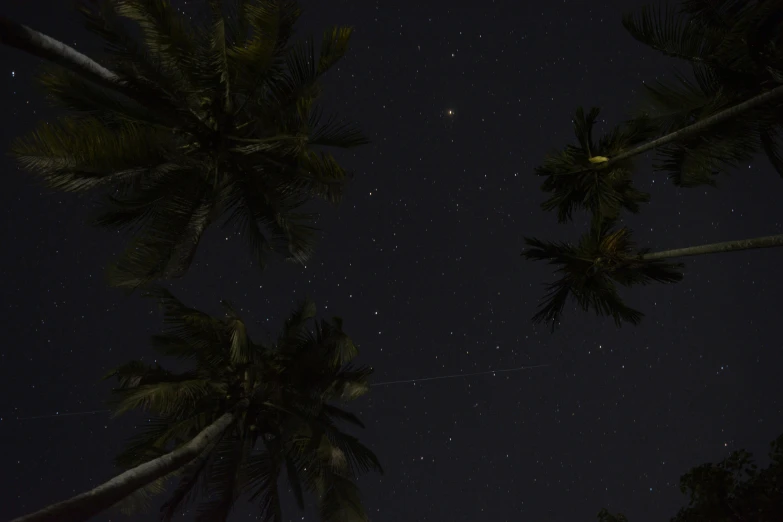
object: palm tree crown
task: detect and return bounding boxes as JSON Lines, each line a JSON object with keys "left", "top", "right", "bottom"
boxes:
{"left": 524, "top": 219, "right": 783, "bottom": 331}
{"left": 9, "top": 0, "right": 367, "bottom": 291}
{"left": 534, "top": 1, "right": 783, "bottom": 227}
{"left": 523, "top": 222, "right": 683, "bottom": 331}
{"left": 535, "top": 106, "right": 659, "bottom": 225}
{"left": 621, "top": 0, "right": 783, "bottom": 184}
{"left": 106, "top": 287, "right": 382, "bottom": 521}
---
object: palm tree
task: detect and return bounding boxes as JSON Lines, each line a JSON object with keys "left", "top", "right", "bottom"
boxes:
{"left": 12, "top": 288, "right": 382, "bottom": 522}
{"left": 4, "top": 0, "right": 367, "bottom": 291}
{"left": 535, "top": 0, "right": 783, "bottom": 225}
{"left": 522, "top": 222, "right": 783, "bottom": 331}
{"left": 535, "top": 106, "right": 660, "bottom": 226}
{"left": 621, "top": 0, "right": 783, "bottom": 181}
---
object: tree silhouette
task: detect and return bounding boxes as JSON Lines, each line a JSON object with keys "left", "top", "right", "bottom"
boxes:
{"left": 523, "top": 221, "right": 783, "bottom": 330}
{"left": 3, "top": 0, "right": 367, "bottom": 291}
{"left": 12, "top": 288, "right": 381, "bottom": 522}
{"left": 535, "top": 0, "right": 783, "bottom": 226}
{"left": 597, "top": 432, "right": 783, "bottom": 521}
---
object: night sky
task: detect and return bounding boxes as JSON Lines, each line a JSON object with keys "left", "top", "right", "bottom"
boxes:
{"left": 2, "top": 1, "right": 783, "bottom": 521}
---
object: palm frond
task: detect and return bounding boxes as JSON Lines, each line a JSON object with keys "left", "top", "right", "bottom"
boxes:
{"left": 573, "top": 106, "right": 601, "bottom": 158}
{"left": 611, "top": 255, "right": 684, "bottom": 286}
{"left": 652, "top": 111, "right": 762, "bottom": 186}
{"left": 102, "top": 359, "right": 169, "bottom": 389}
{"left": 106, "top": 181, "right": 212, "bottom": 290}
{"left": 243, "top": 450, "right": 283, "bottom": 522}
{"left": 316, "top": 27, "right": 353, "bottom": 76}
{"left": 280, "top": 36, "right": 317, "bottom": 107}
{"left": 759, "top": 123, "right": 783, "bottom": 178}
{"left": 228, "top": 134, "right": 311, "bottom": 157}
{"left": 329, "top": 365, "right": 373, "bottom": 401}
{"left": 317, "top": 317, "right": 359, "bottom": 367}
{"left": 113, "top": 193, "right": 213, "bottom": 280}
{"left": 272, "top": 25, "right": 352, "bottom": 113}
{"left": 76, "top": 0, "right": 202, "bottom": 117}
{"left": 160, "top": 426, "right": 225, "bottom": 522}
{"left": 225, "top": 0, "right": 286, "bottom": 101}
{"left": 293, "top": 151, "right": 350, "bottom": 204}
{"left": 109, "top": 378, "right": 212, "bottom": 417}
{"left": 277, "top": 296, "right": 317, "bottom": 349}
{"left": 143, "top": 285, "right": 229, "bottom": 366}
{"left": 35, "top": 64, "right": 178, "bottom": 129}
{"left": 284, "top": 430, "right": 323, "bottom": 489}
{"left": 9, "top": 116, "right": 176, "bottom": 192}
{"left": 522, "top": 236, "right": 583, "bottom": 264}
{"left": 679, "top": 0, "right": 746, "bottom": 26}
{"left": 570, "top": 275, "right": 645, "bottom": 328}
{"left": 113, "top": 0, "right": 199, "bottom": 90}
{"left": 622, "top": 2, "right": 713, "bottom": 64}
{"left": 324, "top": 428, "right": 383, "bottom": 476}
{"left": 223, "top": 304, "right": 253, "bottom": 365}
{"left": 218, "top": 177, "right": 319, "bottom": 268}
{"left": 635, "top": 69, "right": 723, "bottom": 136}
{"left": 710, "top": 1, "right": 781, "bottom": 75}
{"left": 273, "top": 209, "right": 319, "bottom": 265}
{"left": 626, "top": 1, "right": 764, "bottom": 89}
{"left": 218, "top": 186, "right": 279, "bottom": 269}
{"left": 88, "top": 166, "right": 193, "bottom": 233}
{"left": 194, "top": 433, "right": 248, "bottom": 522}
{"left": 219, "top": 0, "right": 251, "bottom": 50}
{"left": 529, "top": 277, "right": 574, "bottom": 332}
{"left": 145, "top": 285, "right": 218, "bottom": 328}
{"left": 167, "top": 197, "right": 214, "bottom": 275}
{"left": 205, "top": 0, "right": 231, "bottom": 115}
{"left": 308, "top": 106, "right": 369, "bottom": 149}
{"left": 596, "top": 112, "right": 660, "bottom": 156}
{"left": 284, "top": 454, "right": 306, "bottom": 509}
{"left": 317, "top": 472, "right": 368, "bottom": 522}
{"left": 322, "top": 404, "right": 365, "bottom": 429}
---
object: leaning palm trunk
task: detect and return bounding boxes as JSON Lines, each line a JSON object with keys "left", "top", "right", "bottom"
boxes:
{"left": 0, "top": 16, "right": 183, "bottom": 123}
{"left": 0, "top": 16, "right": 125, "bottom": 92}
{"left": 10, "top": 403, "right": 247, "bottom": 522}
{"left": 641, "top": 234, "right": 783, "bottom": 261}
{"left": 587, "top": 83, "right": 783, "bottom": 171}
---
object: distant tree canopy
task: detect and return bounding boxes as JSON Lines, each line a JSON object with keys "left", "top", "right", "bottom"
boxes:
{"left": 598, "top": 432, "right": 783, "bottom": 521}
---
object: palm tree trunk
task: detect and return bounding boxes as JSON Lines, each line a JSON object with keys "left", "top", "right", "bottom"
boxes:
{"left": 0, "top": 16, "right": 135, "bottom": 97}
{"left": 10, "top": 400, "right": 248, "bottom": 522}
{"left": 579, "top": 83, "right": 783, "bottom": 173}
{"left": 0, "top": 16, "right": 191, "bottom": 125}
{"left": 641, "top": 234, "right": 783, "bottom": 261}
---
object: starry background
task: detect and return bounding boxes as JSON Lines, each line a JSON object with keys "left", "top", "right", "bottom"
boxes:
{"left": 1, "top": 1, "right": 782, "bottom": 521}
